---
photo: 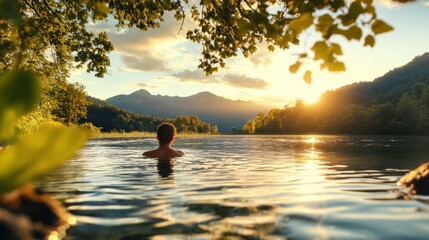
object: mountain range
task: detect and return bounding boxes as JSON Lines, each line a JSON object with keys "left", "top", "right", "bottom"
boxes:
{"left": 106, "top": 90, "right": 270, "bottom": 132}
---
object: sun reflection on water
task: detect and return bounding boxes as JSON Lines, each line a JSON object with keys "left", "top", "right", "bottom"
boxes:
{"left": 304, "top": 136, "right": 319, "bottom": 145}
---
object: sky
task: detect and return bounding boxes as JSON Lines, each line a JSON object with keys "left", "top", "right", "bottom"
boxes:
{"left": 70, "top": 0, "right": 429, "bottom": 108}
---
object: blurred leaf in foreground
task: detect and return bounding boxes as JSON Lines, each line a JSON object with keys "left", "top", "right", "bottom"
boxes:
{"left": 372, "top": 20, "right": 394, "bottom": 35}
{"left": 303, "top": 71, "right": 312, "bottom": 85}
{"left": 0, "top": 127, "right": 89, "bottom": 194}
{"left": 0, "top": 70, "right": 41, "bottom": 141}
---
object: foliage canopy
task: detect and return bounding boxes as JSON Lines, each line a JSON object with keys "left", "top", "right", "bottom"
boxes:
{"left": 0, "top": 0, "right": 415, "bottom": 83}
{"left": 51, "top": 82, "right": 89, "bottom": 124}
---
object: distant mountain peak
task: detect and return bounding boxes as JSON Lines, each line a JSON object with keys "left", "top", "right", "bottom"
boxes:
{"left": 198, "top": 91, "right": 214, "bottom": 95}
{"left": 193, "top": 91, "right": 217, "bottom": 97}
{"left": 106, "top": 89, "right": 270, "bottom": 132}
{"left": 132, "top": 89, "right": 151, "bottom": 96}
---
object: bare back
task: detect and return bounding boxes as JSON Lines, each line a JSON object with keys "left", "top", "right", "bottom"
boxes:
{"left": 143, "top": 146, "right": 184, "bottom": 160}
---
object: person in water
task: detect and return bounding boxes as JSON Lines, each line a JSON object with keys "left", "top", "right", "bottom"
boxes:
{"left": 143, "top": 122, "right": 185, "bottom": 159}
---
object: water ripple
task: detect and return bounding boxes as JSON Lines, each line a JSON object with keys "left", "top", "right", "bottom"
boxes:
{"left": 37, "top": 135, "right": 429, "bottom": 239}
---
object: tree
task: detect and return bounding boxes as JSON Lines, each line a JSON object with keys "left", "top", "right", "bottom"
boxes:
{"left": 212, "top": 125, "right": 219, "bottom": 134}
{"left": 16, "top": 90, "right": 57, "bottom": 134}
{"left": 0, "top": 0, "right": 414, "bottom": 83}
{"left": 174, "top": 115, "right": 190, "bottom": 132}
{"left": 396, "top": 93, "right": 420, "bottom": 133}
{"left": 367, "top": 103, "right": 397, "bottom": 134}
{"left": 243, "top": 119, "right": 256, "bottom": 133}
{"left": 51, "top": 82, "right": 89, "bottom": 124}
{"left": 265, "top": 109, "right": 282, "bottom": 133}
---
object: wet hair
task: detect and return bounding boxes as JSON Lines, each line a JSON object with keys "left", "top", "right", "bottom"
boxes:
{"left": 157, "top": 123, "right": 176, "bottom": 145}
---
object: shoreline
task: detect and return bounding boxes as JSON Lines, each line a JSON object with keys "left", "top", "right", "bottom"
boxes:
{"left": 91, "top": 131, "right": 218, "bottom": 139}
{"left": 90, "top": 132, "right": 429, "bottom": 139}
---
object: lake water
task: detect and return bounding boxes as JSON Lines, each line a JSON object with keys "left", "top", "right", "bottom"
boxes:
{"left": 37, "top": 135, "right": 429, "bottom": 239}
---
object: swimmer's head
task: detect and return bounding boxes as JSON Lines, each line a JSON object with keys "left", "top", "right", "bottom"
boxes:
{"left": 156, "top": 122, "right": 176, "bottom": 145}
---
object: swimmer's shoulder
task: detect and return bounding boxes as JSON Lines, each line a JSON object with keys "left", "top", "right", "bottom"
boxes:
{"left": 143, "top": 148, "right": 184, "bottom": 158}
{"left": 175, "top": 150, "right": 185, "bottom": 157}
{"left": 143, "top": 149, "right": 158, "bottom": 158}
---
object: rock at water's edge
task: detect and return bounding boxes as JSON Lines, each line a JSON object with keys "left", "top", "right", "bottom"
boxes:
{"left": 398, "top": 162, "right": 429, "bottom": 195}
{"left": 0, "top": 184, "right": 75, "bottom": 240}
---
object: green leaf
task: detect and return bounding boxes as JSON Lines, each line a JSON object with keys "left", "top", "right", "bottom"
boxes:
{"left": 289, "top": 61, "right": 301, "bottom": 73}
{"left": 364, "top": 35, "right": 375, "bottom": 47}
{"left": 317, "top": 14, "right": 334, "bottom": 26}
{"left": 303, "top": 71, "right": 312, "bottom": 84}
{"left": 371, "top": 19, "right": 394, "bottom": 35}
{"left": 290, "top": 13, "right": 314, "bottom": 35}
{"left": 0, "top": 110, "right": 19, "bottom": 143}
{"left": 312, "top": 41, "right": 329, "bottom": 61}
{"left": 341, "top": 1, "right": 365, "bottom": 26}
{"left": 0, "top": 0, "right": 21, "bottom": 25}
{"left": 316, "top": 14, "right": 334, "bottom": 38}
{"left": 0, "top": 70, "right": 41, "bottom": 141}
{"left": 333, "top": 61, "right": 346, "bottom": 72}
{"left": 321, "top": 61, "right": 346, "bottom": 72}
{"left": 330, "top": 43, "right": 343, "bottom": 55}
{"left": 0, "top": 127, "right": 89, "bottom": 194}
{"left": 88, "top": 0, "right": 111, "bottom": 20}
{"left": 237, "top": 19, "right": 252, "bottom": 34}
{"left": 340, "top": 25, "right": 363, "bottom": 41}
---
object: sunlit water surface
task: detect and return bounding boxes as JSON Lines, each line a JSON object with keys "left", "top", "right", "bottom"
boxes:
{"left": 37, "top": 135, "right": 429, "bottom": 239}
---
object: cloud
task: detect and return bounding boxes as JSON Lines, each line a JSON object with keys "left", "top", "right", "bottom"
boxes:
{"left": 172, "top": 70, "right": 268, "bottom": 89}
{"left": 120, "top": 51, "right": 168, "bottom": 72}
{"left": 98, "top": 11, "right": 198, "bottom": 73}
{"left": 375, "top": 0, "right": 402, "bottom": 8}
{"left": 106, "top": 11, "right": 193, "bottom": 51}
{"left": 133, "top": 82, "right": 157, "bottom": 89}
{"left": 89, "top": 21, "right": 115, "bottom": 33}
{"left": 223, "top": 74, "right": 268, "bottom": 89}
{"left": 249, "top": 48, "right": 273, "bottom": 66}
{"left": 173, "top": 69, "right": 219, "bottom": 83}
{"left": 109, "top": 25, "right": 180, "bottom": 52}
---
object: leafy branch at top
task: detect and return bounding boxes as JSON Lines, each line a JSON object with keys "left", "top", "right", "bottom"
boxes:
{"left": 1, "top": 0, "right": 415, "bottom": 83}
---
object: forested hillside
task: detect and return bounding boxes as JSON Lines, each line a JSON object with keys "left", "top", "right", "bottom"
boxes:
{"left": 80, "top": 97, "right": 217, "bottom": 133}
{"left": 244, "top": 53, "right": 429, "bottom": 135}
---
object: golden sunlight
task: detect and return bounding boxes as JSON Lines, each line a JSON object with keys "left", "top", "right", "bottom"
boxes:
{"left": 300, "top": 91, "right": 322, "bottom": 104}
{"left": 274, "top": 74, "right": 323, "bottom": 104}
{"left": 304, "top": 136, "right": 320, "bottom": 145}
{"left": 294, "top": 158, "right": 326, "bottom": 198}
{"left": 292, "top": 138, "right": 327, "bottom": 197}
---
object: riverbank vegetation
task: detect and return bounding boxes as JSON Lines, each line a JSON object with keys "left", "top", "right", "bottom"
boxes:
{"left": 81, "top": 97, "right": 219, "bottom": 134}
{"left": 15, "top": 84, "right": 219, "bottom": 136}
